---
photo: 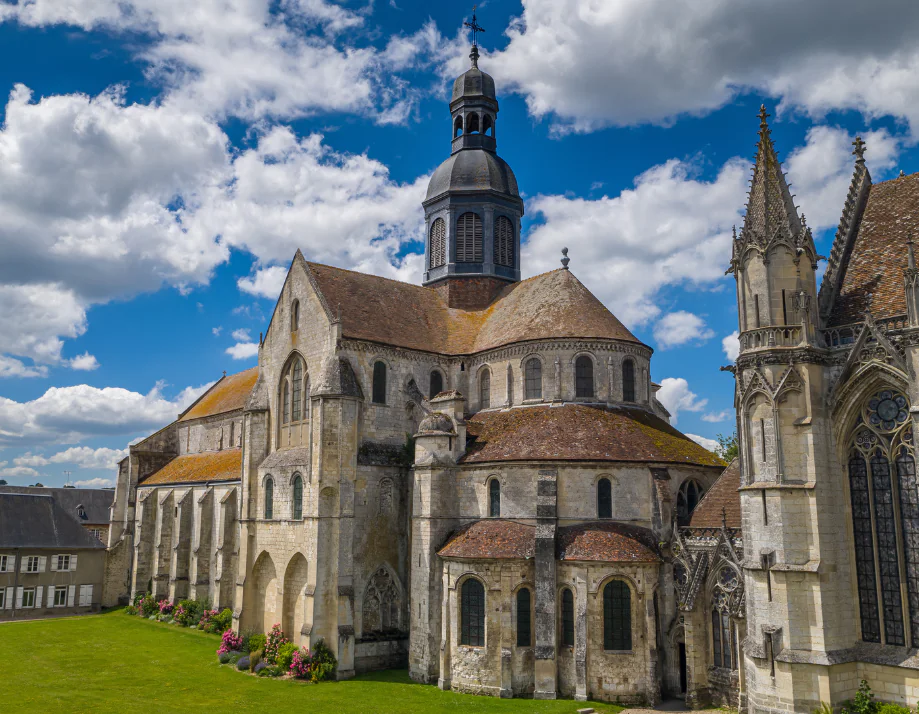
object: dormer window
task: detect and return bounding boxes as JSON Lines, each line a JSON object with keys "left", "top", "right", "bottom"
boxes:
{"left": 77, "top": 505, "right": 87, "bottom": 520}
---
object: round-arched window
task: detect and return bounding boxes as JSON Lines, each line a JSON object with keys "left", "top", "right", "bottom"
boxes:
{"left": 429, "top": 218, "right": 446, "bottom": 269}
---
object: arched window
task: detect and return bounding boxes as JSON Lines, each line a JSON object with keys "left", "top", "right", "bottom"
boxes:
{"left": 516, "top": 588, "right": 532, "bottom": 647}
{"left": 429, "top": 218, "right": 446, "bottom": 269}
{"left": 494, "top": 216, "right": 514, "bottom": 268}
{"left": 525, "top": 358, "right": 542, "bottom": 400}
{"left": 846, "top": 388, "right": 918, "bottom": 646}
{"left": 622, "top": 359, "right": 635, "bottom": 402}
{"left": 282, "top": 381, "right": 291, "bottom": 425}
{"left": 291, "top": 300, "right": 300, "bottom": 332}
{"left": 279, "top": 356, "right": 308, "bottom": 447}
{"left": 677, "top": 479, "right": 703, "bottom": 526}
{"left": 597, "top": 477, "right": 612, "bottom": 519}
{"left": 489, "top": 478, "right": 500, "bottom": 518}
{"left": 466, "top": 113, "right": 480, "bottom": 134}
{"left": 429, "top": 370, "right": 443, "bottom": 398}
{"left": 479, "top": 369, "right": 491, "bottom": 409}
{"left": 561, "top": 588, "right": 575, "bottom": 647}
{"left": 264, "top": 478, "right": 274, "bottom": 520}
{"left": 454, "top": 116, "right": 463, "bottom": 137}
{"left": 483, "top": 115, "right": 493, "bottom": 136}
{"left": 292, "top": 474, "right": 303, "bottom": 520}
{"left": 575, "top": 355, "right": 594, "bottom": 398}
{"left": 291, "top": 360, "right": 303, "bottom": 422}
{"left": 603, "top": 580, "right": 631, "bottom": 651}
{"left": 456, "top": 213, "right": 483, "bottom": 263}
{"left": 372, "top": 361, "right": 387, "bottom": 404}
{"left": 460, "top": 579, "right": 485, "bottom": 646}
{"left": 712, "top": 608, "right": 734, "bottom": 669}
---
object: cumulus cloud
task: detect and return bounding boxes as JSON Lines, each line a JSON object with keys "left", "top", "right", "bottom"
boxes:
{"left": 702, "top": 410, "right": 733, "bottom": 423}
{"left": 14, "top": 446, "right": 127, "bottom": 470}
{"left": 73, "top": 477, "right": 115, "bottom": 488}
{"left": 494, "top": 0, "right": 919, "bottom": 133}
{"left": 226, "top": 342, "right": 259, "bottom": 360}
{"left": 0, "top": 464, "right": 41, "bottom": 479}
{"left": 687, "top": 434, "right": 719, "bottom": 453}
{"left": 231, "top": 329, "right": 251, "bottom": 342}
{"left": 238, "top": 265, "right": 289, "bottom": 299}
{"left": 212, "top": 326, "right": 223, "bottom": 337}
{"left": 0, "top": 355, "right": 47, "bottom": 378}
{"left": 0, "top": 381, "right": 212, "bottom": 446}
{"left": 655, "top": 377, "right": 708, "bottom": 425}
{"left": 67, "top": 353, "right": 100, "bottom": 371}
{"left": 722, "top": 331, "right": 740, "bottom": 361}
{"left": 653, "top": 311, "right": 715, "bottom": 350}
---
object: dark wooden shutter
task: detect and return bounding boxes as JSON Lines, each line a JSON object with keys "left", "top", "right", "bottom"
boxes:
{"left": 429, "top": 218, "right": 446, "bottom": 268}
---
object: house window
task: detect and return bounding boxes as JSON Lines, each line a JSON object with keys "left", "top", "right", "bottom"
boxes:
{"left": 479, "top": 369, "right": 490, "bottom": 409}
{"left": 603, "top": 580, "right": 632, "bottom": 651}
{"left": 57, "top": 554, "right": 71, "bottom": 572}
{"left": 494, "top": 216, "right": 514, "bottom": 268}
{"left": 525, "top": 358, "right": 542, "bottom": 400}
{"left": 0, "top": 555, "right": 7, "bottom": 572}
{"left": 54, "top": 586, "right": 68, "bottom": 607}
{"left": 26, "top": 556, "right": 40, "bottom": 573}
{"left": 489, "top": 479, "right": 500, "bottom": 518}
{"left": 291, "top": 300, "right": 300, "bottom": 332}
{"left": 575, "top": 355, "right": 594, "bottom": 398}
{"left": 456, "top": 213, "right": 483, "bottom": 263}
{"left": 429, "top": 218, "right": 446, "bottom": 269}
{"left": 561, "top": 588, "right": 575, "bottom": 647}
{"left": 22, "top": 588, "right": 35, "bottom": 608}
{"left": 430, "top": 371, "right": 443, "bottom": 398}
{"left": 293, "top": 474, "right": 303, "bottom": 520}
{"left": 264, "top": 478, "right": 274, "bottom": 520}
{"left": 597, "top": 478, "right": 612, "bottom": 519}
{"left": 372, "top": 361, "right": 387, "bottom": 404}
{"left": 516, "top": 588, "right": 532, "bottom": 647}
{"left": 460, "top": 579, "right": 485, "bottom": 646}
{"left": 677, "top": 479, "right": 704, "bottom": 526}
{"left": 622, "top": 359, "right": 635, "bottom": 402}
{"left": 89, "top": 529, "right": 102, "bottom": 541}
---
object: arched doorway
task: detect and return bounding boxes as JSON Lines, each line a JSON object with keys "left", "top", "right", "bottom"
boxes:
{"left": 251, "top": 551, "right": 278, "bottom": 634}
{"left": 282, "top": 553, "right": 309, "bottom": 641}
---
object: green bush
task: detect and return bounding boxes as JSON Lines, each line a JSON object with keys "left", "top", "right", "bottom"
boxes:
{"left": 236, "top": 656, "right": 250, "bottom": 671}
{"left": 309, "top": 639, "right": 338, "bottom": 683}
{"left": 228, "top": 652, "right": 243, "bottom": 665}
{"left": 275, "top": 642, "right": 298, "bottom": 672}
{"left": 257, "top": 665, "right": 283, "bottom": 677}
{"left": 876, "top": 704, "right": 914, "bottom": 714}
{"left": 217, "top": 652, "right": 231, "bottom": 664}
{"left": 245, "top": 633, "right": 267, "bottom": 654}
{"left": 249, "top": 649, "right": 263, "bottom": 672}
{"left": 214, "top": 608, "right": 233, "bottom": 633}
{"left": 174, "top": 599, "right": 204, "bottom": 627}
{"left": 124, "top": 605, "right": 137, "bottom": 616}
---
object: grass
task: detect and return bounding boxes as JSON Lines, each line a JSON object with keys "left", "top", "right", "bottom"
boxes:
{"left": 3, "top": 610, "right": 624, "bottom": 714}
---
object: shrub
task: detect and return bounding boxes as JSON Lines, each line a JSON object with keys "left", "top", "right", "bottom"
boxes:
{"left": 124, "top": 605, "right": 137, "bottom": 616}
{"left": 217, "top": 629, "right": 243, "bottom": 656}
{"left": 309, "top": 639, "right": 338, "bottom": 683}
{"left": 218, "top": 652, "right": 231, "bottom": 664}
{"left": 228, "top": 652, "right": 242, "bottom": 665}
{"left": 290, "top": 648, "right": 311, "bottom": 679}
{"left": 877, "top": 704, "right": 913, "bottom": 714}
{"left": 132, "top": 592, "right": 146, "bottom": 607}
{"left": 276, "top": 642, "right": 298, "bottom": 672}
{"left": 264, "top": 624, "right": 289, "bottom": 664}
{"left": 841, "top": 680, "right": 876, "bottom": 714}
{"left": 138, "top": 595, "right": 158, "bottom": 618}
{"left": 245, "top": 633, "right": 267, "bottom": 654}
{"left": 254, "top": 661, "right": 268, "bottom": 674}
{"left": 249, "top": 649, "right": 263, "bottom": 672}
{"left": 236, "top": 656, "right": 250, "bottom": 671}
{"left": 174, "top": 599, "right": 204, "bottom": 627}
{"left": 157, "top": 599, "right": 173, "bottom": 616}
{"left": 214, "top": 608, "right": 233, "bottom": 633}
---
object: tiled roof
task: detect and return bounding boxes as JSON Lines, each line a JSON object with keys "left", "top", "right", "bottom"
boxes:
{"left": 179, "top": 367, "right": 258, "bottom": 422}
{"left": 556, "top": 522, "right": 661, "bottom": 563}
{"left": 461, "top": 404, "right": 725, "bottom": 468}
{"left": 305, "top": 262, "right": 640, "bottom": 356}
{"left": 438, "top": 520, "right": 535, "bottom": 560}
{"left": 0, "top": 486, "right": 113, "bottom": 525}
{"left": 140, "top": 449, "right": 242, "bottom": 486}
{"left": 689, "top": 458, "right": 741, "bottom": 529}
{"left": 0, "top": 494, "right": 106, "bottom": 549}
{"left": 828, "top": 172, "right": 919, "bottom": 326}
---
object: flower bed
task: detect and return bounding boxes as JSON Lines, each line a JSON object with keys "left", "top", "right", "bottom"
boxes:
{"left": 214, "top": 623, "right": 337, "bottom": 682}
{"left": 124, "top": 592, "right": 232, "bottom": 634}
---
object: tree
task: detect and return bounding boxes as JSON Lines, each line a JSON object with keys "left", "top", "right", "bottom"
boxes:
{"left": 0, "top": 479, "right": 6, "bottom": 486}
{"left": 715, "top": 431, "right": 738, "bottom": 462}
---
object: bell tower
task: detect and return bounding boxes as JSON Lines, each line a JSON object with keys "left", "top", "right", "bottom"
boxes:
{"left": 422, "top": 11, "right": 523, "bottom": 307}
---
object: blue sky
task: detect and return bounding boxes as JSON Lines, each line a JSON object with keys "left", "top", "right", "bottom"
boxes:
{"left": 2, "top": 0, "right": 918, "bottom": 487}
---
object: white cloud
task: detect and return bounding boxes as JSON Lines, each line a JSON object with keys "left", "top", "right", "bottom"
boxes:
{"left": 15, "top": 446, "right": 127, "bottom": 470}
{"left": 0, "top": 464, "right": 41, "bottom": 479}
{"left": 231, "top": 328, "right": 251, "bottom": 342}
{"left": 702, "top": 410, "right": 733, "bottom": 423}
{"left": 722, "top": 331, "right": 740, "bottom": 361}
{"left": 0, "top": 381, "right": 212, "bottom": 446}
{"left": 653, "top": 311, "right": 715, "bottom": 350}
{"left": 67, "top": 353, "right": 100, "bottom": 371}
{"left": 226, "top": 342, "right": 259, "bottom": 360}
{"left": 524, "top": 157, "right": 747, "bottom": 325}
{"left": 73, "top": 477, "right": 115, "bottom": 488}
{"left": 238, "top": 265, "right": 289, "bottom": 299}
{"left": 0, "top": 355, "right": 47, "bottom": 378}
{"left": 212, "top": 326, "right": 223, "bottom": 336}
{"left": 655, "top": 377, "right": 708, "bottom": 425}
{"left": 494, "top": 0, "right": 919, "bottom": 133}
{"left": 687, "top": 434, "right": 719, "bottom": 453}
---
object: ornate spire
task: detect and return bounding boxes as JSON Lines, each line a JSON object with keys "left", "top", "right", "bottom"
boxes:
{"left": 852, "top": 136, "right": 866, "bottom": 162}
{"left": 741, "top": 105, "right": 802, "bottom": 243}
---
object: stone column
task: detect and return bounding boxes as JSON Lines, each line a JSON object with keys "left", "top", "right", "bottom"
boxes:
{"left": 131, "top": 492, "right": 156, "bottom": 598}
{"left": 574, "top": 568, "right": 588, "bottom": 701}
{"left": 438, "top": 567, "right": 452, "bottom": 690}
{"left": 153, "top": 490, "right": 173, "bottom": 600}
{"left": 534, "top": 468, "right": 558, "bottom": 699}
{"left": 190, "top": 487, "right": 213, "bottom": 602}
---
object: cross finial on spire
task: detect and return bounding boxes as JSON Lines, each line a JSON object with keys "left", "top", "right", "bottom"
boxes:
{"left": 852, "top": 136, "right": 866, "bottom": 161}
{"left": 464, "top": 7, "right": 485, "bottom": 68}
{"left": 561, "top": 247, "right": 570, "bottom": 270}
{"left": 758, "top": 104, "right": 770, "bottom": 132}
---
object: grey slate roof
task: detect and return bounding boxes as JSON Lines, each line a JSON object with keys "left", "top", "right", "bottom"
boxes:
{"left": 0, "top": 494, "right": 107, "bottom": 549}
{"left": 0, "top": 486, "right": 113, "bottom": 525}
{"left": 426, "top": 149, "right": 520, "bottom": 202}
{"left": 451, "top": 66, "right": 496, "bottom": 104}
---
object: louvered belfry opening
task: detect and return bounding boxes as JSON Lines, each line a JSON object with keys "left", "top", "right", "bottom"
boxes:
{"left": 494, "top": 215, "right": 514, "bottom": 267}
{"left": 429, "top": 218, "right": 446, "bottom": 268}
{"left": 456, "top": 212, "right": 483, "bottom": 262}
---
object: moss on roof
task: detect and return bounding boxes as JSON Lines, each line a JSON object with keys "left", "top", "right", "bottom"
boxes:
{"left": 179, "top": 367, "right": 258, "bottom": 422}
{"left": 140, "top": 449, "right": 242, "bottom": 486}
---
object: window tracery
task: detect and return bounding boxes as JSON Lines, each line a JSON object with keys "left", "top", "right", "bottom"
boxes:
{"left": 525, "top": 358, "right": 542, "bottom": 400}
{"left": 279, "top": 356, "right": 309, "bottom": 448}
{"left": 362, "top": 566, "right": 402, "bottom": 635}
{"left": 711, "top": 566, "right": 739, "bottom": 670}
{"left": 677, "top": 479, "right": 703, "bottom": 526}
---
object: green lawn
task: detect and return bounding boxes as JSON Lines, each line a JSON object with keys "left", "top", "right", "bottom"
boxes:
{"left": 3, "top": 611, "right": 622, "bottom": 713}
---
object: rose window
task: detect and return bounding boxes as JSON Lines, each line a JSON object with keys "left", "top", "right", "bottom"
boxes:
{"left": 867, "top": 390, "right": 908, "bottom": 432}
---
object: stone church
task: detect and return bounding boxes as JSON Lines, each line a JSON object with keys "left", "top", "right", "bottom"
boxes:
{"left": 101, "top": 36, "right": 919, "bottom": 711}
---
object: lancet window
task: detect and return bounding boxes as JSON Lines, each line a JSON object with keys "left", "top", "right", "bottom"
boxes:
{"left": 279, "top": 355, "right": 309, "bottom": 448}
{"left": 362, "top": 567, "right": 402, "bottom": 635}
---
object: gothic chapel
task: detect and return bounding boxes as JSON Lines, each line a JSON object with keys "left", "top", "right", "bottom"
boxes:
{"left": 103, "top": 28, "right": 919, "bottom": 712}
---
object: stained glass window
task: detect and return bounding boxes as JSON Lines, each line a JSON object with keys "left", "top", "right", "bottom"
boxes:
{"left": 282, "top": 381, "right": 290, "bottom": 425}
{"left": 575, "top": 356, "right": 594, "bottom": 398}
{"left": 603, "top": 580, "right": 631, "bottom": 650}
{"left": 516, "top": 588, "right": 531, "bottom": 647}
{"left": 597, "top": 478, "right": 612, "bottom": 519}
{"left": 897, "top": 448, "right": 919, "bottom": 647}
{"left": 871, "top": 451, "right": 905, "bottom": 645}
{"left": 849, "top": 452, "right": 881, "bottom": 642}
{"left": 291, "top": 360, "right": 302, "bottom": 422}
{"left": 525, "top": 358, "right": 542, "bottom": 400}
{"left": 264, "top": 478, "right": 274, "bottom": 520}
{"left": 480, "top": 370, "right": 490, "bottom": 409}
{"left": 372, "top": 362, "right": 387, "bottom": 404}
{"left": 561, "top": 588, "right": 574, "bottom": 647}
{"left": 293, "top": 475, "right": 303, "bottom": 520}
{"left": 461, "top": 579, "right": 485, "bottom": 646}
